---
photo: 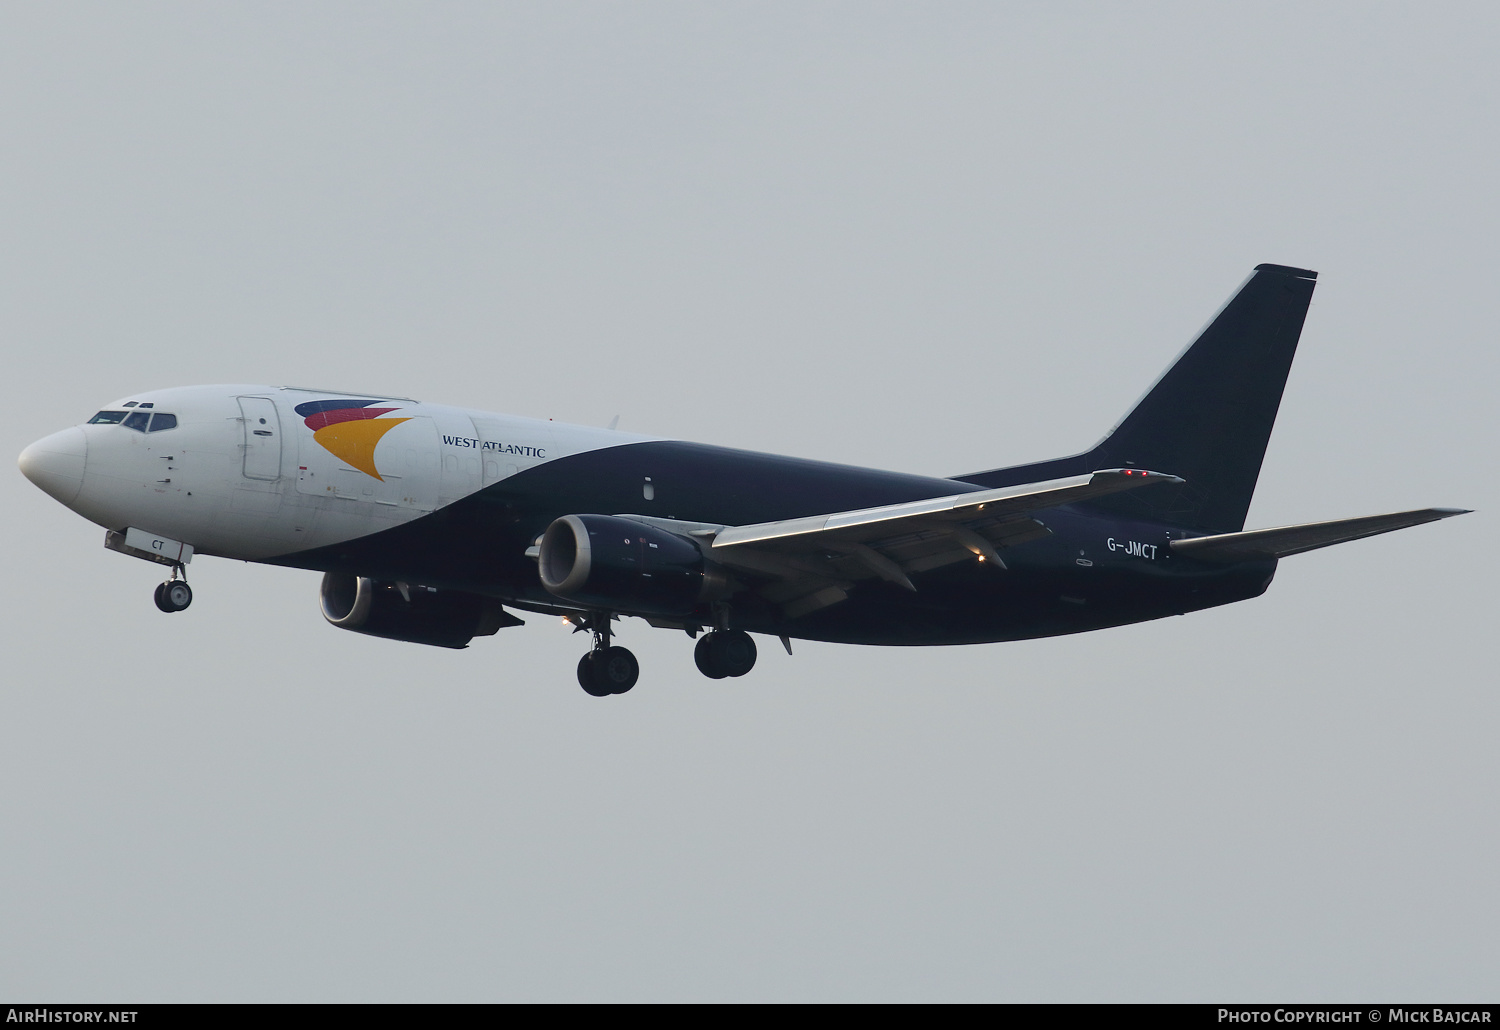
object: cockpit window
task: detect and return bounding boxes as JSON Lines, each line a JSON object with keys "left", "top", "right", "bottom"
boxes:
{"left": 123, "top": 401, "right": 138, "bottom": 408}
{"left": 89, "top": 409, "right": 177, "bottom": 430}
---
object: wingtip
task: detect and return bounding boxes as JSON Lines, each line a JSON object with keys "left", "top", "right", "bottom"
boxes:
{"left": 1097, "top": 468, "right": 1185, "bottom": 484}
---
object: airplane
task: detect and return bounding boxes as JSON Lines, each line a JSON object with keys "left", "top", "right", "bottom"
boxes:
{"left": 17, "top": 263, "right": 1469, "bottom": 696}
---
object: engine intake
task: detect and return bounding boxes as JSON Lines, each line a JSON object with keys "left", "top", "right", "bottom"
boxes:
{"left": 538, "top": 514, "right": 727, "bottom": 616}
{"left": 320, "top": 573, "right": 519, "bottom": 648}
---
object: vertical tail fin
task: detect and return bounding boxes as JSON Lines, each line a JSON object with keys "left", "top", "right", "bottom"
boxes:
{"left": 959, "top": 263, "right": 1318, "bottom": 534}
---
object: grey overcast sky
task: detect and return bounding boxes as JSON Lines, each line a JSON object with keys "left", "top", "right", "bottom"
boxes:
{"left": 1, "top": 2, "right": 1494, "bottom": 1002}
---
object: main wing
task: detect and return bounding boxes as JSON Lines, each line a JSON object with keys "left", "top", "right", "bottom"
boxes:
{"left": 626, "top": 469, "right": 1181, "bottom": 619}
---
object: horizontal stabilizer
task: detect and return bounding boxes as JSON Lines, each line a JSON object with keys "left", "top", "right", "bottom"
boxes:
{"left": 1169, "top": 508, "right": 1471, "bottom": 563}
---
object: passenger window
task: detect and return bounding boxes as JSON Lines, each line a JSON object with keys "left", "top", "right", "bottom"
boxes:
{"left": 123, "top": 411, "right": 150, "bottom": 432}
{"left": 88, "top": 411, "right": 127, "bottom": 424}
{"left": 147, "top": 413, "right": 177, "bottom": 432}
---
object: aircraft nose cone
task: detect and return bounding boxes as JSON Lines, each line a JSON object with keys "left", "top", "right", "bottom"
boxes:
{"left": 19, "top": 427, "right": 88, "bottom": 505}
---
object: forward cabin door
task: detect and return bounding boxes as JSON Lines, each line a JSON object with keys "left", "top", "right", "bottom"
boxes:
{"left": 238, "top": 397, "right": 282, "bottom": 480}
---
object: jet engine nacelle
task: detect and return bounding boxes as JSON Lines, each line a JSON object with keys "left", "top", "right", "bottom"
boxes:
{"left": 538, "top": 514, "right": 728, "bottom": 616}
{"left": 320, "top": 572, "right": 516, "bottom": 649}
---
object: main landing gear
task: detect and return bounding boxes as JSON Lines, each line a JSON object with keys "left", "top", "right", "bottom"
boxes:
{"left": 569, "top": 616, "right": 760, "bottom": 696}
{"left": 574, "top": 613, "right": 639, "bottom": 697}
{"left": 694, "top": 630, "right": 757, "bottom": 679}
{"left": 153, "top": 567, "right": 192, "bottom": 613}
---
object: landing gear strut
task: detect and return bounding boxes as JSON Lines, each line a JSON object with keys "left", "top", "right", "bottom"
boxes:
{"left": 153, "top": 566, "right": 192, "bottom": 613}
{"left": 574, "top": 613, "right": 638, "bottom": 697}
{"left": 694, "top": 630, "right": 757, "bottom": 679}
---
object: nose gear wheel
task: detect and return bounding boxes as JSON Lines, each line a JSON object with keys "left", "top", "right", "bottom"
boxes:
{"left": 153, "top": 567, "right": 192, "bottom": 613}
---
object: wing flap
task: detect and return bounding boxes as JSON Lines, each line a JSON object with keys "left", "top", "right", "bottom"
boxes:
{"left": 1169, "top": 508, "right": 1471, "bottom": 563}
{"left": 710, "top": 469, "right": 1182, "bottom": 552}
{"left": 699, "top": 469, "right": 1177, "bottom": 616}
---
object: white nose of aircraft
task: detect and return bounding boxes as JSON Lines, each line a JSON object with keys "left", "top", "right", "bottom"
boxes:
{"left": 18, "top": 427, "right": 88, "bottom": 505}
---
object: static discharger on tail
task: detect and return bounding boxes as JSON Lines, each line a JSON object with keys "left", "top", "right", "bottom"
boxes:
{"left": 18, "top": 264, "right": 1470, "bottom": 696}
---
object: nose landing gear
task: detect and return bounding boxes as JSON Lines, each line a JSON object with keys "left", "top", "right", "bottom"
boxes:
{"left": 574, "top": 613, "right": 639, "bottom": 696}
{"left": 153, "top": 567, "right": 192, "bottom": 613}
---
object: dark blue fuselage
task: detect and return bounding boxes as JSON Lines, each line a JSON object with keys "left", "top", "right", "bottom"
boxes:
{"left": 272, "top": 440, "right": 1276, "bottom": 646}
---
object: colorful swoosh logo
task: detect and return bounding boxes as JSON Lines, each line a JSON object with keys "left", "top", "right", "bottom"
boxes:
{"left": 294, "top": 399, "right": 410, "bottom": 480}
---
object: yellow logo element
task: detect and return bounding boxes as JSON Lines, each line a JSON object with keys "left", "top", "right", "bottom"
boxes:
{"left": 311, "top": 418, "right": 410, "bottom": 481}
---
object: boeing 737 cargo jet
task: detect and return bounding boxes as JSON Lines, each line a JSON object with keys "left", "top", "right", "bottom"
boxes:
{"left": 18, "top": 264, "right": 1469, "bottom": 695}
